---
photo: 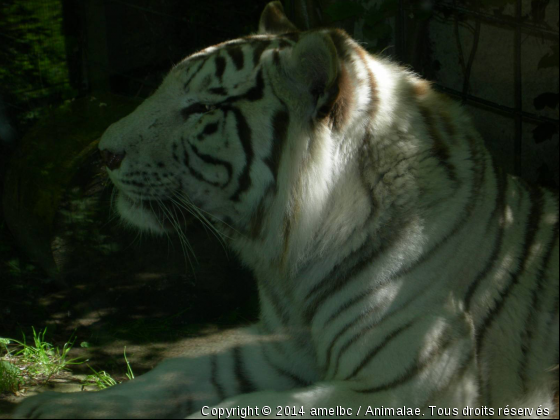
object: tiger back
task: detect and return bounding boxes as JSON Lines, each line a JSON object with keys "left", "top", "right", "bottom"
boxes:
{"left": 15, "top": 1, "right": 559, "bottom": 418}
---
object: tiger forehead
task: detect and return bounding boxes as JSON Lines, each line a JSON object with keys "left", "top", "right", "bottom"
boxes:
{"left": 171, "top": 37, "right": 294, "bottom": 95}
{"left": 174, "top": 36, "right": 294, "bottom": 77}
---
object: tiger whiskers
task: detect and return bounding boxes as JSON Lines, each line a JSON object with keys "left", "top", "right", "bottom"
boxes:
{"left": 167, "top": 195, "right": 211, "bottom": 239}
{"left": 128, "top": 225, "right": 145, "bottom": 249}
{"left": 147, "top": 196, "right": 175, "bottom": 254}
{"left": 169, "top": 197, "right": 199, "bottom": 263}
{"left": 175, "top": 191, "right": 238, "bottom": 235}
{"left": 169, "top": 195, "right": 228, "bottom": 258}
{"left": 172, "top": 191, "right": 232, "bottom": 254}
{"left": 109, "top": 184, "right": 118, "bottom": 212}
{"left": 104, "top": 186, "right": 121, "bottom": 226}
{"left": 154, "top": 197, "right": 198, "bottom": 271}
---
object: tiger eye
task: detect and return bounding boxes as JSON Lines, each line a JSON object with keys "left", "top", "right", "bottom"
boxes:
{"left": 182, "top": 103, "right": 216, "bottom": 119}
{"left": 204, "top": 104, "right": 217, "bottom": 112}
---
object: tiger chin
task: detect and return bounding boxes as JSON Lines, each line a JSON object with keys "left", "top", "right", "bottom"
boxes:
{"left": 15, "top": 1, "right": 559, "bottom": 419}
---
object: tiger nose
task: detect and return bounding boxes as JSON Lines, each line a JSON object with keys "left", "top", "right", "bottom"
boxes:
{"left": 100, "top": 149, "right": 125, "bottom": 170}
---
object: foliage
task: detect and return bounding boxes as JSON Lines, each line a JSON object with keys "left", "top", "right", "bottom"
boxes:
{"left": 0, "top": 338, "right": 21, "bottom": 392}
{"left": 1, "top": 328, "right": 136, "bottom": 394}
{"left": 0, "top": 328, "right": 83, "bottom": 394}
{"left": 83, "top": 368, "right": 119, "bottom": 390}
{"left": 11, "top": 328, "right": 83, "bottom": 380}
{"left": 123, "top": 348, "right": 135, "bottom": 381}
{"left": 0, "top": 0, "right": 68, "bottom": 94}
{"left": 83, "top": 347, "right": 135, "bottom": 390}
{"left": 0, "top": 359, "right": 22, "bottom": 394}
{"left": 0, "top": 0, "right": 72, "bottom": 129}
{"left": 0, "top": 338, "right": 10, "bottom": 354}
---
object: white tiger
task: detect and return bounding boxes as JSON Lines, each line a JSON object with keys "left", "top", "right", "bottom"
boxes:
{"left": 15, "top": 2, "right": 559, "bottom": 418}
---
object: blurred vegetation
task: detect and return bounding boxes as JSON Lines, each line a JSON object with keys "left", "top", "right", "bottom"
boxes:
{"left": 0, "top": 0, "right": 74, "bottom": 128}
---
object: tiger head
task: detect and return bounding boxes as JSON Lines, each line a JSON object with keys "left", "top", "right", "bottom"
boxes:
{"left": 99, "top": 1, "right": 343, "bottom": 238}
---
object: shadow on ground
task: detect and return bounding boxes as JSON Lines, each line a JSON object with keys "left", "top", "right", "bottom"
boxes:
{"left": 0, "top": 212, "right": 258, "bottom": 417}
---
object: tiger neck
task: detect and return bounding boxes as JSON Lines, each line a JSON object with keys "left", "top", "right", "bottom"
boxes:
{"left": 229, "top": 40, "right": 436, "bottom": 293}
{"left": 231, "top": 59, "right": 382, "bottom": 283}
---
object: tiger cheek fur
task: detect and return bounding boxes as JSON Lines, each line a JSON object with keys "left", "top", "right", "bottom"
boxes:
{"left": 15, "top": 1, "right": 559, "bottom": 419}
{"left": 98, "top": 50, "right": 285, "bottom": 234}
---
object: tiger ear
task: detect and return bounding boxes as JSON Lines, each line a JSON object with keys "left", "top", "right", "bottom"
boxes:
{"left": 275, "top": 32, "right": 339, "bottom": 108}
{"left": 259, "top": 1, "right": 298, "bottom": 35}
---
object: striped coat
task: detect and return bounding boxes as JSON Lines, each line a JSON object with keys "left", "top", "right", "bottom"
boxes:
{"left": 16, "top": 1, "right": 558, "bottom": 418}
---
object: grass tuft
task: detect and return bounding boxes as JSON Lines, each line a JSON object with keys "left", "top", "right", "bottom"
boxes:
{"left": 1, "top": 328, "right": 135, "bottom": 394}
{"left": 0, "top": 327, "right": 83, "bottom": 394}
{"left": 83, "top": 367, "right": 118, "bottom": 390}
{"left": 83, "top": 346, "right": 135, "bottom": 390}
{"left": 11, "top": 327, "right": 83, "bottom": 382}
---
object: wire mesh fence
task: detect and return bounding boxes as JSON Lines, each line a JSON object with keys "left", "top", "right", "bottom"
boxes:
{"left": 416, "top": 0, "right": 558, "bottom": 181}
